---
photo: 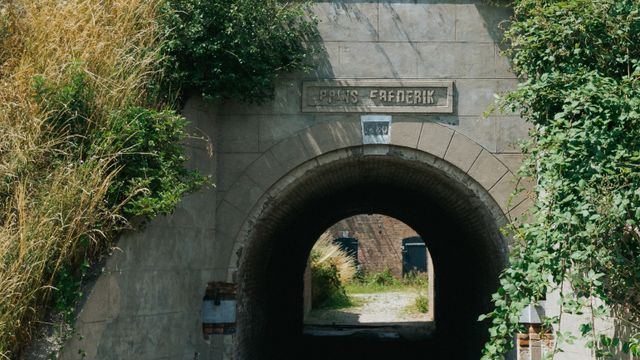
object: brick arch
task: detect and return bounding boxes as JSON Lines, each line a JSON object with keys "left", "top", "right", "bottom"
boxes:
{"left": 228, "top": 143, "right": 513, "bottom": 359}
{"left": 218, "top": 121, "right": 525, "bottom": 266}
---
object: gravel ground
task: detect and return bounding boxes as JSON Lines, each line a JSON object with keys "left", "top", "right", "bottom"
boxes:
{"left": 305, "top": 291, "right": 429, "bottom": 325}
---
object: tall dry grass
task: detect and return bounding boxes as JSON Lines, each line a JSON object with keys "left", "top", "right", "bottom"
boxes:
{"left": 310, "top": 233, "right": 357, "bottom": 283}
{"left": 0, "top": 0, "right": 164, "bottom": 357}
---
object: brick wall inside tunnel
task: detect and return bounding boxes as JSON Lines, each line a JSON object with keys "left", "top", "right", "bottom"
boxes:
{"left": 326, "top": 214, "right": 422, "bottom": 278}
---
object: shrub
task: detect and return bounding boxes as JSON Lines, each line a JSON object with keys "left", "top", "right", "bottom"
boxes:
{"left": 402, "top": 270, "right": 428, "bottom": 287}
{"left": 482, "top": 0, "right": 640, "bottom": 358}
{"left": 311, "top": 262, "right": 352, "bottom": 309}
{"left": 310, "top": 233, "right": 357, "bottom": 283}
{"left": 97, "top": 106, "right": 204, "bottom": 219}
{"left": 414, "top": 294, "right": 429, "bottom": 314}
{"left": 159, "top": 0, "right": 317, "bottom": 103}
{"left": 368, "top": 268, "right": 397, "bottom": 286}
{"left": 310, "top": 234, "right": 356, "bottom": 309}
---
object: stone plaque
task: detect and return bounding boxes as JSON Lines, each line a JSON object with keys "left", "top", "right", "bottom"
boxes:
{"left": 361, "top": 115, "right": 391, "bottom": 144}
{"left": 302, "top": 80, "right": 453, "bottom": 113}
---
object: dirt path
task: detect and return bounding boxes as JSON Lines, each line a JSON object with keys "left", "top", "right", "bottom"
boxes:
{"left": 305, "top": 291, "right": 429, "bottom": 325}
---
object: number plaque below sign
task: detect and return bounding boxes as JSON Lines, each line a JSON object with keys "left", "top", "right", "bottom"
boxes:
{"left": 361, "top": 115, "right": 391, "bottom": 145}
{"left": 302, "top": 79, "right": 454, "bottom": 113}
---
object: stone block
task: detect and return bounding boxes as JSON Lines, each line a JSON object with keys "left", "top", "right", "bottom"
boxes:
{"left": 300, "top": 119, "right": 361, "bottom": 156}
{"left": 216, "top": 116, "right": 259, "bottom": 153}
{"left": 390, "top": 120, "right": 422, "bottom": 148}
{"left": 216, "top": 152, "right": 261, "bottom": 192}
{"left": 446, "top": 115, "right": 496, "bottom": 152}
{"left": 224, "top": 174, "right": 265, "bottom": 217}
{"left": 270, "top": 134, "right": 316, "bottom": 173}
{"left": 508, "top": 198, "right": 534, "bottom": 225}
{"left": 184, "top": 147, "right": 215, "bottom": 178}
{"left": 417, "top": 42, "right": 496, "bottom": 79}
{"left": 258, "top": 115, "right": 315, "bottom": 151}
{"left": 183, "top": 93, "right": 217, "bottom": 115}
{"left": 110, "top": 227, "right": 207, "bottom": 272}
{"left": 93, "top": 312, "right": 191, "bottom": 360}
{"left": 378, "top": 3, "right": 455, "bottom": 42}
{"left": 215, "top": 190, "right": 225, "bottom": 208}
{"left": 455, "top": 79, "right": 518, "bottom": 116}
{"left": 59, "top": 321, "right": 106, "bottom": 360}
{"left": 216, "top": 200, "right": 246, "bottom": 239}
{"left": 495, "top": 153, "right": 524, "bottom": 174}
{"left": 444, "top": 132, "right": 483, "bottom": 172}
{"left": 110, "top": 270, "right": 193, "bottom": 317}
{"left": 158, "top": 186, "right": 216, "bottom": 229}
{"left": 468, "top": 150, "right": 509, "bottom": 190}
{"left": 455, "top": 3, "right": 511, "bottom": 43}
{"left": 495, "top": 44, "right": 516, "bottom": 79}
{"left": 489, "top": 172, "right": 531, "bottom": 213}
{"left": 77, "top": 274, "right": 112, "bottom": 324}
{"left": 496, "top": 116, "right": 531, "bottom": 153}
{"left": 244, "top": 150, "right": 287, "bottom": 192}
{"left": 417, "top": 122, "right": 454, "bottom": 158}
{"left": 201, "top": 229, "right": 237, "bottom": 270}
{"left": 334, "top": 42, "right": 419, "bottom": 79}
{"left": 313, "top": 2, "right": 379, "bottom": 42}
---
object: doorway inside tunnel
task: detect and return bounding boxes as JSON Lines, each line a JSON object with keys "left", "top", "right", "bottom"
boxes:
{"left": 236, "top": 147, "right": 509, "bottom": 360}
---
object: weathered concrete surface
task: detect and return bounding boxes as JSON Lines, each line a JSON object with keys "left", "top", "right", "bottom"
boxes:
{"left": 58, "top": 96, "right": 226, "bottom": 360}
{"left": 54, "top": 1, "right": 578, "bottom": 360}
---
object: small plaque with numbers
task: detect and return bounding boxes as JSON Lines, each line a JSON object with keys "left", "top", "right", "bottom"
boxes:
{"left": 361, "top": 115, "right": 391, "bottom": 144}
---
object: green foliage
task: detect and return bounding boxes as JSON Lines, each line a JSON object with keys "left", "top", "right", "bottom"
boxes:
{"left": 311, "top": 262, "right": 353, "bottom": 309}
{"left": 98, "top": 107, "right": 205, "bottom": 219}
{"left": 53, "top": 262, "right": 89, "bottom": 322}
{"left": 33, "top": 68, "right": 205, "bottom": 221}
{"left": 414, "top": 294, "right": 429, "bottom": 314}
{"left": 368, "top": 267, "right": 397, "bottom": 286}
{"left": 33, "top": 65, "right": 95, "bottom": 149}
{"left": 160, "top": 0, "right": 317, "bottom": 103}
{"left": 482, "top": 1, "right": 640, "bottom": 358}
{"left": 403, "top": 270, "right": 429, "bottom": 287}
{"left": 345, "top": 269, "right": 428, "bottom": 294}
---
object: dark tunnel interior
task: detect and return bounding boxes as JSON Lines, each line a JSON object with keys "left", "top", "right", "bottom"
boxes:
{"left": 237, "top": 149, "right": 509, "bottom": 359}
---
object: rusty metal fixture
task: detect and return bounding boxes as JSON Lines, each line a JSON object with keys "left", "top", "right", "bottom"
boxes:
{"left": 202, "top": 282, "right": 237, "bottom": 337}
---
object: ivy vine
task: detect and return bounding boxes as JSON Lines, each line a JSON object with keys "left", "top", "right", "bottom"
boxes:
{"left": 482, "top": 0, "right": 640, "bottom": 358}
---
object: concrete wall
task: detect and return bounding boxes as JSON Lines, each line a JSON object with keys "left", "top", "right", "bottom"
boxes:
{"left": 54, "top": 1, "right": 565, "bottom": 360}
{"left": 57, "top": 98, "right": 226, "bottom": 360}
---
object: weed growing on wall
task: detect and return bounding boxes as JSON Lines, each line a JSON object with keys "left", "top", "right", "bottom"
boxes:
{"left": 481, "top": 1, "right": 640, "bottom": 358}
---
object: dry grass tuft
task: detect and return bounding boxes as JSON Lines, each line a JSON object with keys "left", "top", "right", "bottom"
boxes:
{"left": 0, "top": 0, "right": 164, "bottom": 357}
{"left": 310, "top": 233, "right": 357, "bottom": 283}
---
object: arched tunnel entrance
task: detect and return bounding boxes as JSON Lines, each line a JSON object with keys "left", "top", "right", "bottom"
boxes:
{"left": 236, "top": 146, "right": 509, "bottom": 359}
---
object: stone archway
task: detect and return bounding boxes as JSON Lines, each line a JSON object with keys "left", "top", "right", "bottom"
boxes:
{"left": 235, "top": 145, "right": 510, "bottom": 359}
